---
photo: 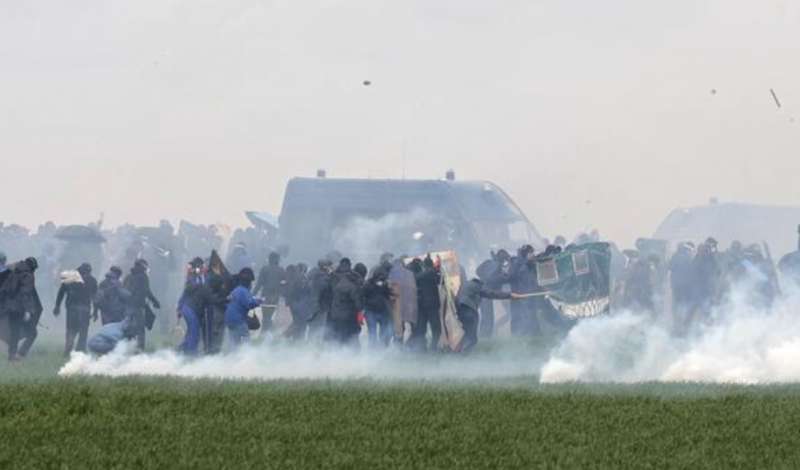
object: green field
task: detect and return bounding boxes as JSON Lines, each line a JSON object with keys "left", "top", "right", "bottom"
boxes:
{"left": 2, "top": 345, "right": 800, "bottom": 469}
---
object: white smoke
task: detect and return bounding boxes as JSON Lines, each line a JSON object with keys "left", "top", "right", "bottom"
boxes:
{"left": 330, "top": 208, "right": 435, "bottom": 263}
{"left": 58, "top": 340, "right": 542, "bottom": 381}
{"left": 541, "top": 282, "right": 800, "bottom": 384}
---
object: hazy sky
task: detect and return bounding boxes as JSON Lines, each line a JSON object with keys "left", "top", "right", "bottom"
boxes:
{"left": 2, "top": 0, "right": 798, "bottom": 245}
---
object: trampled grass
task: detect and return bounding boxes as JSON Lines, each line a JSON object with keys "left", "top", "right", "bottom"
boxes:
{"left": 3, "top": 345, "right": 800, "bottom": 469}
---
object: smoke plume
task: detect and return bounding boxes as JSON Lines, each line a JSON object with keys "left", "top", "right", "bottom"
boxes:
{"left": 58, "top": 340, "right": 542, "bottom": 381}
{"left": 541, "top": 283, "right": 800, "bottom": 384}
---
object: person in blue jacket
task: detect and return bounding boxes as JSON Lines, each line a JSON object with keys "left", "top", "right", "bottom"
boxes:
{"left": 87, "top": 317, "right": 135, "bottom": 355}
{"left": 225, "top": 268, "right": 262, "bottom": 348}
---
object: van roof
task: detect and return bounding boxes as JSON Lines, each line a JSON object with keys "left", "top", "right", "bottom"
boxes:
{"left": 280, "top": 177, "right": 528, "bottom": 222}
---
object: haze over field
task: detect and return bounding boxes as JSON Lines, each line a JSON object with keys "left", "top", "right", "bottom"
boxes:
{"left": 2, "top": 1, "right": 799, "bottom": 245}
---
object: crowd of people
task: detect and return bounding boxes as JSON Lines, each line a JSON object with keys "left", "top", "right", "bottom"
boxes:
{"left": 614, "top": 233, "right": 800, "bottom": 333}
{"left": 2, "top": 219, "right": 800, "bottom": 362}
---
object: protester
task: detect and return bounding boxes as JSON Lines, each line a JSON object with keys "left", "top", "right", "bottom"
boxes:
{"left": 476, "top": 249, "right": 511, "bottom": 338}
{"left": 457, "top": 278, "right": 522, "bottom": 352}
{"left": 177, "top": 257, "right": 209, "bottom": 355}
{"left": 388, "top": 258, "right": 418, "bottom": 345}
{"left": 95, "top": 266, "right": 126, "bottom": 325}
{"left": 410, "top": 255, "right": 442, "bottom": 352}
{"left": 123, "top": 259, "right": 161, "bottom": 351}
{"left": 54, "top": 263, "right": 98, "bottom": 356}
{"left": 205, "top": 251, "right": 231, "bottom": 354}
{"left": 2, "top": 258, "right": 43, "bottom": 361}
{"left": 224, "top": 268, "right": 262, "bottom": 348}
{"left": 87, "top": 317, "right": 136, "bottom": 355}
{"left": 254, "top": 252, "right": 285, "bottom": 335}
{"left": 362, "top": 262, "right": 393, "bottom": 348}
{"left": 508, "top": 245, "right": 538, "bottom": 336}
{"left": 326, "top": 258, "right": 364, "bottom": 347}
{"left": 306, "top": 259, "right": 334, "bottom": 341}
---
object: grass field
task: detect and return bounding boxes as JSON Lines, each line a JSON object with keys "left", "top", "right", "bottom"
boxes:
{"left": 2, "top": 344, "right": 800, "bottom": 469}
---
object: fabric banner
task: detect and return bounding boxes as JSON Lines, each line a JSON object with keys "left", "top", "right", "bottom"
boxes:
{"left": 537, "top": 242, "right": 612, "bottom": 320}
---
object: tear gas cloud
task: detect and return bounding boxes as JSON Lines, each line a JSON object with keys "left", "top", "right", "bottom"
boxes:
{"left": 330, "top": 208, "right": 437, "bottom": 264}
{"left": 59, "top": 341, "right": 542, "bottom": 382}
{"left": 60, "top": 280, "right": 800, "bottom": 384}
{"left": 541, "top": 282, "right": 800, "bottom": 384}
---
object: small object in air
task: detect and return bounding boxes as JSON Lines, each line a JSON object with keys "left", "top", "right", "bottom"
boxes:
{"left": 770, "top": 88, "right": 781, "bottom": 109}
{"left": 710, "top": 89, "right": 717, "bottom": 95}
{"left": 363, "top": 80, "right": 371, "bottom": 86}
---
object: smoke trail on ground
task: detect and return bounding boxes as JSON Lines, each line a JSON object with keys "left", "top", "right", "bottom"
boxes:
{"left": 58, "top": 341, "right": 543, "bottom": 381}
{"left": 541, "top": 284, "right": 800, "bottom": 384}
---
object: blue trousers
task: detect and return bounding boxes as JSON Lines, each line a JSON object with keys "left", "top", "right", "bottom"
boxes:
{"left": 179, "top": 305, "right": 201, "bottom": 355}
{"left": 365, "top": 310, "right": 392, "bottom": 348}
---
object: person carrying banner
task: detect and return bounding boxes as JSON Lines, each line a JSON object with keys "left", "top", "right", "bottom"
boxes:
{"left": 456, "top": 278, "right": 523, "bottom": 352}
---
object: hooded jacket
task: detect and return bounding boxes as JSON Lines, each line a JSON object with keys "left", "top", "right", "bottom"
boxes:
{"left": 96, "top": 274, "right": 126, "bottom": 321}
{"left": 308, "top": 267, "right": 333, "bottom": 315}
{"left": 415, "top": 266, "right": 441, "bottom": 312}
{"left": 123, "top": 264, "right": 160, "bottom": 309}
{"left": 1, "top": 259, "right": 43, "bottom": 315}
{"left": 224, "top": 285, "right": 262, "bottom": 326}
{"left": 329, "top": 267, "right": 363, "bottom": 322}
{"left": 363, "top": 268, "right": 392, "bottom": 314}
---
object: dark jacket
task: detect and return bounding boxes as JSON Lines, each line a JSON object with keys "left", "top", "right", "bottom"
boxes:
{"left": 509, "top": 257, "right": 536, "bottom": 294}
{"left": 56, "top": 273, "right": 98, "bottom": 311}
{"left": 179, "top": 274, "right": 213, "bottom": 314}
{"left": 206, "top": 270, "right": 231, "bottom": 311}
{"left": 329, "top": 268, "right": 363, "bottom": 322}
{"left": 254, "top": 263, "right": 285, "bottom": 301}
{"left": 123, "top": 266, "right": 160, "bottom": 310}
{"left": 415, "top": 267, "right": 441, "bottom": 312}
{"left": 477, "top": 258, "right": 511, "bottom": 290}
{"left": 95, "top": 275, "right": 126, "bottom": 321}
{"left": 285, "top": 271, "right": 314, "bottom": 320}
{"left": 363, "top": 270, "right": 392, "bottom": 314}
{"left": 457, "top": 279, "right": 511, "bottom": 311}
{"left": 669, "top": 249, "right": 694, "bottom": 299}
{"left": 308, "top": 267, "right": 333, "bottom": 315}
{"left": 0, "top": 260, "right": 43, "bottom": 316}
